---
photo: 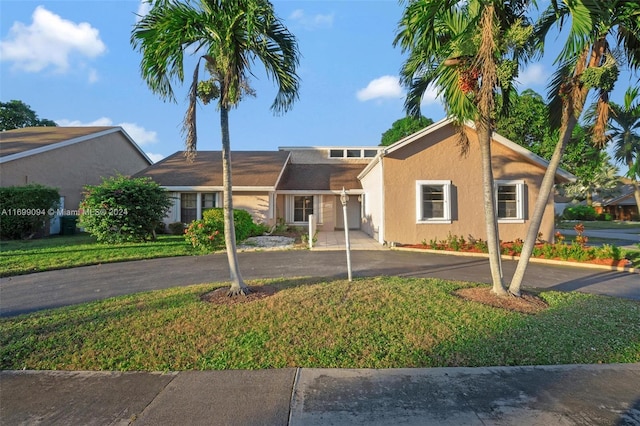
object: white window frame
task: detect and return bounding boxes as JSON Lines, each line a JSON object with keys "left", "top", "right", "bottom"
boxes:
{"left": 495, "top": 180, "right": 525, "bottom": 223}
{"left": 286, "top": 195, "right": 322, "bottom": 224}
{"left": 416, "top": 180, "right": 452, "bottom": 224}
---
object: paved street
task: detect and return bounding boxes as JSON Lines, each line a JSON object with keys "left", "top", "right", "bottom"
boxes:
{"left": 1, "top": 248, "right": 638, "bottom": 317}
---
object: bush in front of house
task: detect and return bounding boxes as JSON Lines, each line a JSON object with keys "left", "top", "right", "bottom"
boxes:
{"left": 184, "top": 207, "right": 263, "bottom": 252}
{"left": 79, "top": 175, "right": 172, "bottom": 243}
{"left": 562, "top": 205, "right": 597, "bottom": 221}
{"left": 0, "top": 184, "right": 60, "bottom": 239}
{"left": 168, "top": 222, "right": 185, "bottom": 235}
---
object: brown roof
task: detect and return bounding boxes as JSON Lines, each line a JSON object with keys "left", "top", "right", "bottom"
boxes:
{"left": 0, "top": 126, "right": 116, "bottom": 157}
{"left": 277, "top": 163, "right": 365, "bottom": 191}
{"left": 134, "top": 151, "right": 290, "bottom": 188}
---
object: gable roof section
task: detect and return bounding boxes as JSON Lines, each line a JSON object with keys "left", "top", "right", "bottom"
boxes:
{"left": 134, "top": 151, "right": 291, "bottom": 190}
{"left": 277, "top": 163, "right": 365, "bottom": 192}
{"left": 0, "top": 126, "right": 152, "bottom": 164}
{"left": 359, "top": 117, "right": 576, "bottom": 183}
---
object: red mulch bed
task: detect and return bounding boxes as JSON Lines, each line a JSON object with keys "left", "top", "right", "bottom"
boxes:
{"left": 400, "top": 244, "right": 632, "bottom": 268}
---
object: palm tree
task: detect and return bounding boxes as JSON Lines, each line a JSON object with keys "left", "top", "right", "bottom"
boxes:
{"left": 609, "top": 87, "right": 640, "bottom": 212}
{"left": 395, "top": 0, "right": 535, "bottom": 296}
{"left": 509, "top": 0, "right": 640, "bottom": 295}
{"left": 131, "top": 0, "right": 300, "bottom": 296}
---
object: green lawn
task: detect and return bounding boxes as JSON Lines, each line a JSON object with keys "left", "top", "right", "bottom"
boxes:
{"left": 0, "top": 234, "right": 195, "bottom": 277}
{"left": 1, "top": 277, "right": 638, "bottom": 371}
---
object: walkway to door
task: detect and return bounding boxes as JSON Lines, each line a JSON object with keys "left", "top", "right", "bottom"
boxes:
{"left": 312, "top": 230, "right": 386, "bottom": 251}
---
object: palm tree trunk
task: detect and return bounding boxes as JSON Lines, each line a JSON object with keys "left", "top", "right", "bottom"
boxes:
{"left": 477, "top": 123, "right": 507, "bottom": 296}
{"left": 220, "top": 105, "right": 249, "bottom": 296}
{"left": 628, "top": 161, "right": 640, "bottom": 219}
{"left": 509, "top": 113, "right": 578, "bottom": 296}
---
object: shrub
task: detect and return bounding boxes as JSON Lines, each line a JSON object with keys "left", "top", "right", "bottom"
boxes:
{"left": 79, "top": 175, "right": 172, "bottom": 243}
{"left": 597, "top": 212, "right": 613, "bottom": 221}
{"left": 184, "top": 208, "right": 262, "bottom": 252}
{"left": 168, "top": 222, "right": 185, "bottom": 235}
{"left": 0, "top": 184, "right": 60, "bottom": 239}
{"left": 563, "top": 205, "right": 597, "bottom": 221}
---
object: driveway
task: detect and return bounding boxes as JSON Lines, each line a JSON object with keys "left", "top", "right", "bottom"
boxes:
{"left": 1, "top": 250, "right": 638, "bottom": 317}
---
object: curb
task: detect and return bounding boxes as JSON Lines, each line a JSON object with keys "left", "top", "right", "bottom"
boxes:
{"left": 392, "top": 247, "right": 639, "bottom": 274}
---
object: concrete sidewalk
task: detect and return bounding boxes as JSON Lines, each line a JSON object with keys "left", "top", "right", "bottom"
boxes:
{"left": 2, "top": 364, "right": 639, "bottom": 425}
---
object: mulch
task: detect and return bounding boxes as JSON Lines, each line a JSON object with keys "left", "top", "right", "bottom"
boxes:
{"left": 454, "top": 286, "right": 549, "bottom": 314}
{"left": 200, "top": 285, "right": 278, "bottom": 306}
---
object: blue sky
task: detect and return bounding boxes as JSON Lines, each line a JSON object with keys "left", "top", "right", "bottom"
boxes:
{"left": 0, "top": 1, "right": 636, "bottom": 167}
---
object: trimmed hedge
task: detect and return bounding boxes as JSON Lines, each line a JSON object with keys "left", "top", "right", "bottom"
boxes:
{"left": 0, "top": 184, "right": 60, "bottom": 239}
{"left": 563, "top": 205, "right": 597, "bottom": 221}
{"left": 79, "top": 175, "right": 172, "bottom": 243}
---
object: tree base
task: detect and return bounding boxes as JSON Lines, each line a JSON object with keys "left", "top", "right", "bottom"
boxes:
{"left": 226, "top": 286, "right": 252, "bottom": 297}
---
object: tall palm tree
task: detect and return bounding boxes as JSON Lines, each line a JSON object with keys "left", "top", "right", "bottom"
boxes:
{"left": 131, "top": 0, "right": 300, "bottom": 296}
{"left": 509, "top": 0, "right": 640, "bottom": 296}
{"left": 609, "top": 87, "right": 640, "bottom": 211}
{"left": 395, "top": 0, "right": 535, "bottom": 296}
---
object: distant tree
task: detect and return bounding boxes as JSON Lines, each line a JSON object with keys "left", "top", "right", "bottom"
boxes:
{"left": 608, "top": 87, "right": 640, "bottom": 212}
{"left": 380, "top": 116, "right": 434, "bottom": 146}
{"left": 0, "top": 100, "right": 57, "bottom": 131}
{"left": 494, "top": 89, "right": 551, "bottom": 153}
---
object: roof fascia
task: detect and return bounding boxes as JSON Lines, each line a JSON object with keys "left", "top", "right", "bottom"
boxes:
{"left": 272, "top": 151, "right": 292, "bottom": 188}
{"left": 0, "top": 127, "right": 153, "bottom": 165}
{"left": 162, "top": 186, "right": 276, "bottom": 192}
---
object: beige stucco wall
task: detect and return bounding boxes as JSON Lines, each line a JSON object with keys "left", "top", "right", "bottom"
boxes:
{"left": 233, "top": 192, "right": 272, "bottom": 225}
{"left": 382, "top": 125, "right": 555, "bottom": 245}
{"left": 1, "top": 132, "right": 150, "bottom": 210}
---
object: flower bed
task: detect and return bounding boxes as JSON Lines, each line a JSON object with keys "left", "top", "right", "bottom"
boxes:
{"left": 400, "top": 224, "right": 633, "bottom": 269}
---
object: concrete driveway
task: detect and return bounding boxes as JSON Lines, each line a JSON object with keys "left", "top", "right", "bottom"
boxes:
{"left": 1, "top": 249, "right": 638, "bottom": 317}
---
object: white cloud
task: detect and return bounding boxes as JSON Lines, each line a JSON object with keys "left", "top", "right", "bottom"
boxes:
{"left": 516, "top": 64, "right": 548, "bottom": 87}
{"left": 88, "top": 68, "right": 99, "bottom": 84}
{"left": 145, "top": 152, "right": 165, "bottom": 163}
{"left": 0, "top": 6, "right": 106, "bottom": 73}
{"left": 289, "top": 9, "right": 334, "bottom": 30}
{"left": 55, "top": 117, "right": 158, "bottom": 146}
{"left": 419, "top": 84, "right": 440, "bottom": 106}
{"left": 357, "top": 75, "right": 404, "bottom": 102}
{"left": 136, "top": 0, "right": 152, "bottom": 22}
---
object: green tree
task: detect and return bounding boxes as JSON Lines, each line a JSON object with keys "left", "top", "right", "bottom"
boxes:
{"left": 608, "top": 87, "right": 640, "bottom": 213}
{"left": 131, "top": 0, "right": 300, "bottom": 296}
{"left": 509, "top": 0, "right": 640, "bottom": 295}
{"left": 396, "top": 0, "right": 535, "bottom": 296}
{"left": 0, "top": 100, "right": 57, "bottom": 131}
{"left": 79, "top": 175, "right": 172, "bottom": 243}
{"left": 380, "top": 116, "right": 434, "bottom": 146}
{"left": 494, "top": 89, "right": 555, "bottom": 154}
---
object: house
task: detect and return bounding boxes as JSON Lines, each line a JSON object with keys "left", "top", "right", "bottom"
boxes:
{"left": 359, "top": 118, "right": 574, "bottom": 245}
{"left": 134, "top": 147, "right": 379, "bottom": 231}
{"left": 0, "top": 126, "right": 152, "bottom": 232}
{"left": 594, "top": 184, "right": 640, "bottom": 221}
{"left": 135, "top": 117, "right": 574, "bottom": 244}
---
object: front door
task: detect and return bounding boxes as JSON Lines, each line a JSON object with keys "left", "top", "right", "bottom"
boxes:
{"left": 335, "top": 195, "right": 361, "bottom": 230}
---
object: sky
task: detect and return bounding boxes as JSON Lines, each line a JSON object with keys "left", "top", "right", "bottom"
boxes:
{"left": 0, "top": 0, "right": 637, "bottom": 167}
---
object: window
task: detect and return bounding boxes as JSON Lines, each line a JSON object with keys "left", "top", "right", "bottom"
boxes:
{"left": 201, "top": 193, "right": 217, "bottom": 210}
{"left": 416, "top": 180, "right": 452, "bottom": 223}
{"left": 496, "top": 180, "right": 525, "bottom": 222}
{"left": 294, "top": 196, "right": 314, "bottom": 222}
{"left": 347, "top": 149, "right": 361, "bottom": 158}
{"left": 329, "top": 149, "right": 345, "bottom": 158}
{"left": 180, "top": 193, "right": 197, "bottom": 223}
{"left": 363, "top": 149, "right": 377, "bottom": 158}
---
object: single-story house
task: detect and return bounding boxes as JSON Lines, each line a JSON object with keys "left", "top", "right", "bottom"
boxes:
{"left": 594, "top": 184, "right": 640, "bottom": 221}
{"left": 0, "top": 126, "right": 152, "bottom": 232}
{"left": 135, "top": 117, "right": 575, "bottom": 244}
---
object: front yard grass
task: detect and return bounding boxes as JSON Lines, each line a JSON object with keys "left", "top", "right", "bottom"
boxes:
{"left": 1, "top": 277, "right": 638, "bottom": 371}
{"left": 0, "top": 234, "right": 195, "bottom": 277}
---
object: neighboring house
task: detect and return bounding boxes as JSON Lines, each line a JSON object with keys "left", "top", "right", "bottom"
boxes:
{"left": 593, "top": 184, "right": 639, "bottom": 221}
{"left": 0, "top": 126, "right": 152, "bottom": 232}
{"left": 135, "top": 117, "right": 574, "bottom": 244}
